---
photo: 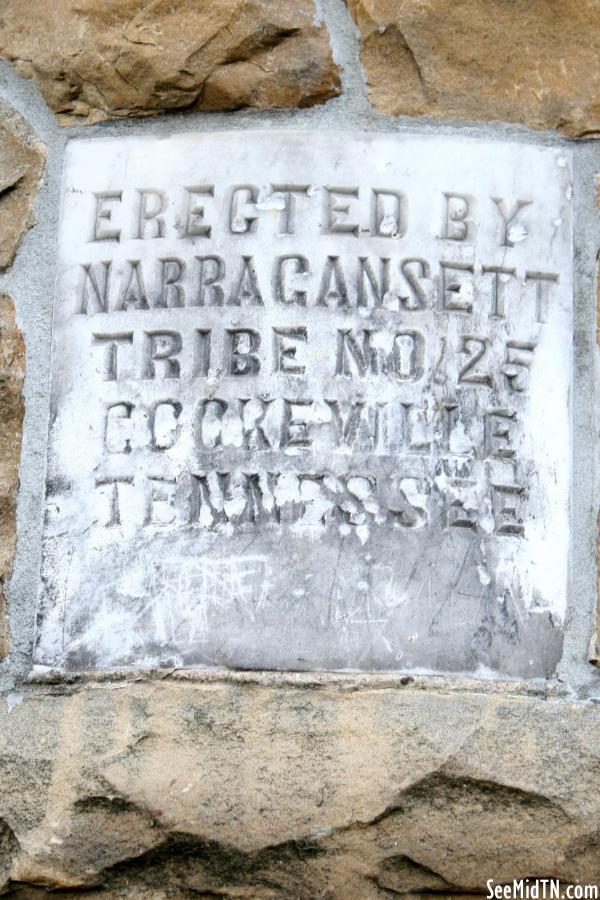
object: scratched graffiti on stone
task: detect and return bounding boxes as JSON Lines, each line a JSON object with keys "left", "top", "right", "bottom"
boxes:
{"left": 61, "top": 556, "right": 269, "bottom": 666}
{"left": 34, "top": 132, "right": 573, "bottom": 674}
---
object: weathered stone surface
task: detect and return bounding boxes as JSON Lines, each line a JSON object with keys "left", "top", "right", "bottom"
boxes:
{"left": 592, "top": 247, "right": 600, "bottom": 668}
{"left": 347, "top": 0, "right": 600, "bottom": 137}
{"left": 0, "top": 295, "right": 25, "bottom": 660}
{"left": 0, "top": 0, "right": 340, "bottom": 125}
{"left": 1, "top": 680, "right": 600, "bottom": 896}
{"left": 37, "top": 130, "right": 572, "bottom": 676}
{"left": 0, "top": 102, "right": 46, "bottom": 271}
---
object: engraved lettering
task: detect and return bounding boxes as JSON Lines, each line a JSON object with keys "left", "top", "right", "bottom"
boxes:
{"left": 371, "top": 189, "right": 405, "bottom": 237}
{"left": 440, "top": 262, "right": 474, "bottom": 312}
{"left": 159, "top": 257, "right": 185, "bottom": 308}
{"left": 194, "top": 329, "right": 212, "bottom": 377}
{"left": 42, "top": 132, "right": 573, "bottom": 674}
{"left": 270, "top": 184, "right": 310, "bottom": 235}
{"left": 92, "top": 332, "right": 133, "bottom": 381}
{"left": 492, "top": 484, "right": 525, "bottom": 535}
{"left": 442, "top": 402, "right": 459, "bottom": 451}
{"left": 143, "top": 331, "right": 182, "bottom": 379}
{"left": 443, "top": 193, "right": 471, "bottom": 241}
{"left": 400, "top": 403, "right": 431, "bottom": 451}
{"left": 195, "top": 255, "right": 225, "bottom": 306}
{"left": 493, "top": 198, "right": 532, "bottom": 247}
{"left": 228, "top": 329, "right": 261, "bottom": 376}
{"left": 317, "top": 256, "right": 349, "bottom": 307}
{"left": 115, "top": 260, "right": 149, "bottom": 311}
{"left": 105, "top": 403, "right": 133, "bottom": 454}
{"left": 324, "top": 187, "right": 359, "bottom": 236}
{"left": 525, "top": 271, "right": 559, "bottom": 323}
{"left": 242, "top": 398, "right": 272, "bottom": 449}
{"left": 229, "top": 186, "right": 258, "bottom": 234}
{"left": 228, "top": 256, "right": 263, "bottom": 305}
{"left": 184, "top": 185, "right": 214, "bottom": 237}
{"left": 145, "top": 476, "right": 177, "bottom": 525}
{"left": 190, "top": 472, "right": 276, "bottom": 526}
{"left": 388, "top": 477, "right": 428, "bottom": 528}
{"left": 459, "top": 336, "right": 494, "bottom": 387}
{"left": 275, "top": 255, "right": 309, "bottom": 305}
{"left": 151, "top": 401, "right": 182, "bottom": 450}
{"left": 482, "top": 265, "right": 516, "bottom": 318}
{"left": 95, "top": 476, "right": 133, "bottom": 527}
{"left": 503, "top": 341, "right": 536, "bottom": 392}
{"left": 391, "top": 331, "right": 424, "bottom": 381}
{"left": 273, "top": 327, "right": 307, "bottom": 375}
{"left": 336, "top": 329, "right": 376, "bottom": 376}
{"left": 197, "top": 399, "right": 227, "bottom": 449}
{"left": 282, "top": 400, "right": 312, "bottom": 448}
{"left": 486, "top": 409, "right": 516, "bottom": 459}
{"left": 401, "top": 258, "right": 431, "bottom": 309}
{"left": 446, "top": 481, "right": 478, "bottom": 530}
{"left": 136, "top": 189, "right": 166, "bottom": 240}
{"left": 189, "top": 472, "right": 224, "bottom": 526}
{"left": 91, "top": 191, "right": 122, "bottom": 242}
{"left": 79, "top": 262, "right": 111, "bottom": 315}
{"left": 327, "top": 400, "right": 366, "bottom": 447}
{"left": 357, "top": 257, "right": 389, "bottom": 307}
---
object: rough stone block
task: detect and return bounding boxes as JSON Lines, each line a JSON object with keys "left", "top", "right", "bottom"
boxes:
{"left": 2, "top": 680, "right": 600, "bottom": 896}
{"left": 347, "top": 0, "right": 600, "bottom": 137}
{"left": 0, "top": 0, "right": 340, "bottom": 125}
{"left": 0, "top": 294, "right": 25, "bottom": 659}
{"left": 0, "top": 100, "right": 46, "bottom": 271}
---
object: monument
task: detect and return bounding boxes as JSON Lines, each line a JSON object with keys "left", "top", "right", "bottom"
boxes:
{"left": 35, "top": 131, "right": 573, "bottom": 675}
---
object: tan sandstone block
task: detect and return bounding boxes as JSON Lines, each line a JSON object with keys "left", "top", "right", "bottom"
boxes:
{"left": 2, "top": 680, "right": 600, "bottom": 896}
{"left": 347, "top": 0, "right": 600, "bottom": 136}
{"left": 0, "top": 101, "right": 43, "bottom": 659}
{"left": 0, "top": 0, "right": 340, "bottom": 125}
{"left": 0, "top": 100, "right": 46, "bottom": 271}
{"left": 0, "top": 294, "right": 25, "bottom": 660}
{"left": 593, "top": 229, "right": 600, "bottom": 668}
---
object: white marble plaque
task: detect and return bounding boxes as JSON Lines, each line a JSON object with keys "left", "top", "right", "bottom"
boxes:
{"left": 35, "top": 131, "right": 573, "bottom": 674}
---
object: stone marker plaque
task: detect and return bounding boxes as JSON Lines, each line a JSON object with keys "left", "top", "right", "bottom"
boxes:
{"left": 35, "top": 131, "right": 573, "bottom": 675}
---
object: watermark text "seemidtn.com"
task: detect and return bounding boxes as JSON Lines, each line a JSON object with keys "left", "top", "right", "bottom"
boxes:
{"left": 487, "top": 881, "right": 599, "bottom": 900}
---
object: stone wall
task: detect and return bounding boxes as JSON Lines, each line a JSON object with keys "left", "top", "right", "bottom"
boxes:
{"left": 346, "top": 0, "right": 600, "bottom": 137}
{"left": 0, "top": 1, "right": 599, "bottom": 896}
